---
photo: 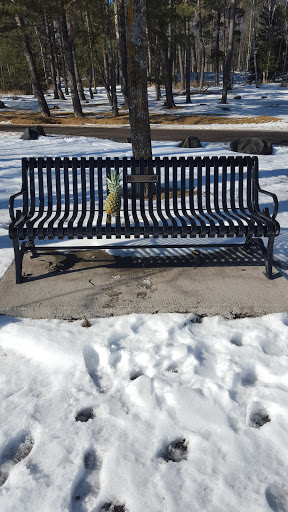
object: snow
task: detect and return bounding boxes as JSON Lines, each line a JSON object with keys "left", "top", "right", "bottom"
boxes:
{"left": 0, "top": 82, "right": 288, "bottom": 512}
{"left": 0, "top": 313, "right": 288, "bottom": 512}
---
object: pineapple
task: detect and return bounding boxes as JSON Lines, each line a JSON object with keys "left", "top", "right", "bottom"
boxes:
{"left": 105, "top": 170, "right": 122, "bottom": 220}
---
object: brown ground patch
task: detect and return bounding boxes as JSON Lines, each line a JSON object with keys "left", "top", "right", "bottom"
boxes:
{"left": 0, "top": 110, "right": 281, "bottom": 126}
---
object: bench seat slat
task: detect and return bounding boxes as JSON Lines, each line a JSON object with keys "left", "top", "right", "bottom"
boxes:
{"left": 16, "top": 209, "right": 276, "bottom": 240}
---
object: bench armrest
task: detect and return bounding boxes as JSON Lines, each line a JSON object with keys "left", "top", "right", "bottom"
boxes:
{"left": 9, "top": 190, "right": 25, "bottom": 222}
{"left": 255, "top": 184, "right": 278, "bottom": 220}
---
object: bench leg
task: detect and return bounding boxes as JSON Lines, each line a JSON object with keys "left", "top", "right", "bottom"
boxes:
{"left": 13, "top": 238, "right": 24, "bottom": 284}
{"left": 265, "top": 236, "right": 275, "bottom": 279}
{"left": 23, "top": 239, "right": 37, "bottom": 259}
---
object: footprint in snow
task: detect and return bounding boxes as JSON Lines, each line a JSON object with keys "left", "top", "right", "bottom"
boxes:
{"left": 83, "top": 346, "right": 104, "bottom": 393}
{"left": 0, "top": 432, "right": 34, "bottom": 487}
{"left": 230, "top": 333, "right": 243, "bottom": 346}
{"left": 108, "top": 348, "right": 122, "bottom": 369}
{"left": 71, "top": 449, "right": 101, "bottom": 512}
{"left": 265, "top": 484, "right": 288, "bottom": 512}
{"left": 101, "top": 502, "right": 127, "bottom": 511}
{"left": 241, "top": 366, "right": 257, "bottom": 387}
{"left": 165, "top": 362, "right": 178, "bottom": 373}
{"left": 161, "top": 439, "right": 188, "bottom": 462}
{"left": 75, "top": 408, "right": 94, "bottom": 423}
{"left": 129, "top": 369, "right": 144, "bottom": 381}
{"left": 247, "top": 402, "right": 271, "bottom": 428}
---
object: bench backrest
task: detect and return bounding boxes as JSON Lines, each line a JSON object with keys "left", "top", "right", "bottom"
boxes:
{"left": 20, "top": 155, "right": 260, "bottom": 217}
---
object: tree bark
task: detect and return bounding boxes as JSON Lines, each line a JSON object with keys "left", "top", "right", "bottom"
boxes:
{"left": 15, "top": 14, "right": 50, "bottom": 117}
{"left": 126, "top": 0, "right": 152, "bottom": 159}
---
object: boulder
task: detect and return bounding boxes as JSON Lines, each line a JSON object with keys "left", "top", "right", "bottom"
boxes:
{"left": 234, "top": 95, "right": 241, "bottom": 99}
{"left": 20, "top": 125, "right": 46, "bottom": 140}
{"left": 230, "top": 137, "right": 273, "bottom": 155}
{"left": 178, "top": 136, "right": 202, "bottom": 148}
{"left": 0, "top": 100, "right": 6, "bottom": 108}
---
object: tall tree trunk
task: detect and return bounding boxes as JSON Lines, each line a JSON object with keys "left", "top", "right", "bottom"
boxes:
{"left": 86, "top": 9, "right": 97, "bottom": 95}
{"left": 14, "top": 14, "right": 50, "bottom": 117}
{"left": 178, "top": 46, "right": 185, "bottom": 90}
{"left": 126, "top": 0, "right": 152, "bottom": 159}
{"left": 45, "top": 15, "right": 59, "bottom": 99}
{"left": 162, "top": 0, "right": 175, "bottom": 109}
{"left": 162, "top": 43, "right": 176, "bottom": 108}
{"left": 191, "top": 32, "right": 198, "bottom": 85}
{"left": 59, "top": 3, "right": 83, "bottom": 117}
{"left": 221, "top": 0, "right": 237, "bottom": 103}
{"left": 34, "top": 25, "right": 49, "bottom": 91}
{"left": 196, "top": 0, "right": 206, "bottom": 90}
{"left": 73, "top": 48, "right": 86, "bottom": 101}
{"left": 114, "top": 0, "right": 129, "bottom": 107}
{"left": 51, "top": 20, "right": 65, "bottom": 99}
{"left": 252, "top": 0, "right": 259, "bottom": 88}
{"left": 214, "top": 11, "right": 221, "bottom": 86}
{"left": 106, "top": 0, "right": 118, "bottom": 117}
{"left": 57, "top": 18, "right": 69, "bottom": 95}
{"left": 103, "top": 46, "right": 113, "bottom": 106}
{"left": 185, "top": 20, "right": 191, "bottom": 103}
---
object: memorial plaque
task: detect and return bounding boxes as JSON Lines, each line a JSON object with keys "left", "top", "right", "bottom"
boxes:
{"left": 126, "top": 174, "right": 158, "bottom": 183}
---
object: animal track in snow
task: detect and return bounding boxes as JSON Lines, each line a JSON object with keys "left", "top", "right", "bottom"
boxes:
{"left": 165, "top": 362, "right": 178, "bottom": 373}
{"left": 230, "top": 333, "right": 243, "bottom": 346}
{"left": 247, "top": 401, "right": 271, "bottom": 428}
{"left": 241, "top": 366, "right": 257, "bottom": 387}
{"left": 265, "top": 484, "right": 288, "bottom": 512}
{"left": 75, "top": 408, "right": 94, "bottom": 423}
{"left": 0, "top": 432, "right": 34, "bottom": 487}
{"left": 161, "top": 438, "right": 188, "bottom": 462}
{"left": 71, "top": 449, "right": 101, "bottom": 512}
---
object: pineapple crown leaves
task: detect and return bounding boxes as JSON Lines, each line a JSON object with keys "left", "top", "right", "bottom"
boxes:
{"left": 106, "top": 170, "right": 123, "bottom": 195}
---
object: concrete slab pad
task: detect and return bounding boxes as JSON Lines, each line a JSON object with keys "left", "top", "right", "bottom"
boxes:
{"left": 0, "top": 247, "right": 287, "bottom": 319}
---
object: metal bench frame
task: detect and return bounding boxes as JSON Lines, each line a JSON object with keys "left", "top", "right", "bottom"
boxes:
{"left": 9, "top": 155, "right": 280, "bottom": 283}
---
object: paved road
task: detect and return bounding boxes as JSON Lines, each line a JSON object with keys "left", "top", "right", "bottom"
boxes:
{"left": 1, "top": 124, "right": 288, "bottom": 144}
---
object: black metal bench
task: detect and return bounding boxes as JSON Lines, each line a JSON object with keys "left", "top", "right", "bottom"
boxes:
{"left": 9, "top": 155, "right": 280, "bottom": 283}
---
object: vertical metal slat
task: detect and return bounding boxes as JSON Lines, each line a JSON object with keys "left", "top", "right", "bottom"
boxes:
{"left": 87, "top": 157, "right": 95, "bottom": 239}
{"left": 122, "top": 157, "right": 131, "bottom": 238}
{"left": 77, "top": 157, "right": 87, "bottom": 238}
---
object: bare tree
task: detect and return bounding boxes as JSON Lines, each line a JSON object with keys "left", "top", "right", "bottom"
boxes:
{"left": 221, "top": 0, "right": 237, "bottom": 103}
{"left": 14, "top": 12, "right": 51, "bottom": 117}
{"left": 58, "top": 1, "right": 83, "bottom": 117}
{"left": 126, "top": 0, "right": 152, "bottom": 159}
